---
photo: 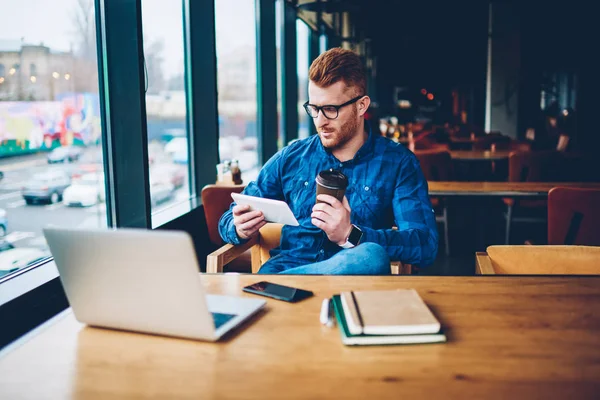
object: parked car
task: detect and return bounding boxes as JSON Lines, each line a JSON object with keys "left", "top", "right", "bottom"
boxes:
{"left": 22, "top": 170, "right": 71, "bottom": 204}
{"left": 0, "top": 248, "right": 50, "bottom": 277}
{"left": 47, "top": 146, "right": 83, "bottom": 163}
{"left": 63, "top": 173, "right": 105, "bottom": 207}
{"left": 0, "top": 239, "right": 14, "bottom": 252}
{"left": 151, "top": 164, "right": 185, "bottom": 189}
{"left": 150, "top": 180, "right": 175, "bottom": 207}
{"left": 0, "top": 208, "right": 7, "bottom": 237}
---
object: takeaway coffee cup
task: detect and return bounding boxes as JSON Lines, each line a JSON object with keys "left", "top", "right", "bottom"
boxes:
{"left": 315, "top": 169, "right": 348, "bottom": 203}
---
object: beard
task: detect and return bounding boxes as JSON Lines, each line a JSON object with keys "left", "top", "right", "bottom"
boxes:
{"left": 318, "top": 107, "right": 359, "bottom": 150}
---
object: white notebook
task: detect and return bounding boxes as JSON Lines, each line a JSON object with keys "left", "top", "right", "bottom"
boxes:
{"left": 340, "top": 289, "right": 441, "bottom": 336}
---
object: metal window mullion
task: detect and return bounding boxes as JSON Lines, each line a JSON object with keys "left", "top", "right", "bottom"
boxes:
{"left": 183, "top": 0, "right": 219, "bottom": 197}
{"left": 256, "top": 0, "right": 279, "bottom": 165}
{"left": 95, "top": 0, "right": 151, "bottom": 228}
{"left": 281, "top": 0, "right": 299, "bottom": 145}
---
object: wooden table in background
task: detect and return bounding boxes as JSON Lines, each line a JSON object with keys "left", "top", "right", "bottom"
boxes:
{"left": 450, "top": 150, "right": 512, "bottom": 161}
{"left": 428, "top": 181, "right": 600, "bottom": 197}
{"left": 1, "top": 275, "right": 600, "bottom": 399}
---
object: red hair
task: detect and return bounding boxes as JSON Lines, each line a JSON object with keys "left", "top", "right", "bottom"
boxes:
{"left": 308, "top": 47, "right": 366, "bottom": 95}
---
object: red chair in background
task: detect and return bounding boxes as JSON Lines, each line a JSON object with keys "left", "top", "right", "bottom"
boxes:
{"left": 547, "top": 187, "right": 600, "bottom": 245}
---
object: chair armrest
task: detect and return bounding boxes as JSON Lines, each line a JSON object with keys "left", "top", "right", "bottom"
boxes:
{"left": 206, "top": 235, "right": 258, "bottom": 273}
{"left": 390, "top": 261, "right": 412, "bottom": 275}
{"left": 475, "top": 252, "right": 495, "bottom": 275}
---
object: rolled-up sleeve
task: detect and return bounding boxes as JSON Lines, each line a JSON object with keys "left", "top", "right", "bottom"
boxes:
{"left": 218, "top": 150, "right": 285, "bottom": 245}
{"left": 359, "top": 156, "right": 439, "bottom": 266}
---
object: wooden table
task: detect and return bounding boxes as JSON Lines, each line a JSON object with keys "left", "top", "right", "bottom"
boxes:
{"left": 2, "top": 275, "right": 600, "bottom": 399}
{"left": 428, "top": 181, "right": 600, "bottom": 196}
{"left": 450, "top": 150, "right": 512, "bottom": 161}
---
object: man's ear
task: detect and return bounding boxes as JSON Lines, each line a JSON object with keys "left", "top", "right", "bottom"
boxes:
{"left": 357, "top": 96, "right": 371, "bottom": 117}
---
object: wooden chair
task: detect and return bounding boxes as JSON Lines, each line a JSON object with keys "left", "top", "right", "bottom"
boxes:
{"left": 414, "top": 149, "right": 452, "bottom": 256}
{"left": 475, "top": 245, "right": 600, "bottom": 275}
{"left": 201, "top": 184, "right": 249, "bottom": 272}
{"left": 207, "top": 222, "right": 412, "bottom": 275}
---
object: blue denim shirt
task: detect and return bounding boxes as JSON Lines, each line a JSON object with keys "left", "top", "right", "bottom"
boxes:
{"left": 218, "top": 123, "right": 439, "bottom": 270}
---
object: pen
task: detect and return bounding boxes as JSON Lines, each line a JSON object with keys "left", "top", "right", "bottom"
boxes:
{"left": 320, "top": 298, "right": 335, "bottom": 327}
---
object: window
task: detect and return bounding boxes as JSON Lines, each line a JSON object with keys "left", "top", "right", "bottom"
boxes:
{"left": 215, "top": 0, "right": 259, "bottom": 182}
{"left": 297, "top": 20, "right": 311, "bottom": 139}
{"left": 319, "top": 33, "right": 328, "bottom": 54}
{"left": 141, "top": 0, "right": 190, "bottom": 217}
{"left": 0, "top": 0, "right": 106, "bottom": 281}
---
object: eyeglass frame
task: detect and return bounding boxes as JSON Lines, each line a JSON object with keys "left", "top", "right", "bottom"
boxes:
{"left": 303, "top": 95, "right": 365, "bottom": 120}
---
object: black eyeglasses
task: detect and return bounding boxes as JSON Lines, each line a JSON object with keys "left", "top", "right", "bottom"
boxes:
{"left": 303, "top": 95, "right": 364, "bottom": 120}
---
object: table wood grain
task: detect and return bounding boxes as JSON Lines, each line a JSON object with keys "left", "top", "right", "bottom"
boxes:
{"left": 428, "top": 181, "right": 600, "bottom": 196}
{"left": 1, "top": 275, "right": 600, "bottom": 399}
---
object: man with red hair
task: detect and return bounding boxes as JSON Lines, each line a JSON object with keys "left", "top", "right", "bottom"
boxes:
{"left": 220, "top": 48, "right": 438, "bottom": 274}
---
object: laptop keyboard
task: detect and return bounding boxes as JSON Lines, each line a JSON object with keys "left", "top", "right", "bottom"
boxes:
{"left": 211, "top": 312, "right": 237, "bottom": 329}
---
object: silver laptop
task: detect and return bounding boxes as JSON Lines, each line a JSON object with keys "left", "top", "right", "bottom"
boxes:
{"left": 43, "top": 227, "right": 265, "bottom": 341}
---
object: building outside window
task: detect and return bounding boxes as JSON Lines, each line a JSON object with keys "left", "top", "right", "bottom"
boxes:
{"left": 0, "top": 0, "right": 106, "bottom": 281}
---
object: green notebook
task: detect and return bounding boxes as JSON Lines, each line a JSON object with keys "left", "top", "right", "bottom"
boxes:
{"left": 331, "top": 295, "right": 447, "bottom": 346}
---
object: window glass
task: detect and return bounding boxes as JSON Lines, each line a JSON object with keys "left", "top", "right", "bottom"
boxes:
{"left": 0, "top": 0, "right": 106, "bottom": 279}
{"left": 215, "top": 0, "right": 259, "bottom": 182}
{"left": 296, "top": 20, "right": 310, "bottom": 139}
{"left": 141, "top": 0, "right": 190, "bottom": 215}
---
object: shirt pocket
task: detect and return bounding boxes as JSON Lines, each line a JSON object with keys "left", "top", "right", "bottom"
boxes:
{"left": 288, "top": 176, "right": 317, "bottom": 219}
{"left": 350, "top": 183, "right": 391, "bottom": 228}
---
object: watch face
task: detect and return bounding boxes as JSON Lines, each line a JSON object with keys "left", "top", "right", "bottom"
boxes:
{"left": 348, "top": 225, "right": 363, "bottom": 245}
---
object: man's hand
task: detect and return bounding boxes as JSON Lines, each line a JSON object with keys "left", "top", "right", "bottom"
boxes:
{"left": 311, "top": 194, "right": 352, "bottom": 245}
{"left": 233, "top": 204, "right": 266, "bottom": 240}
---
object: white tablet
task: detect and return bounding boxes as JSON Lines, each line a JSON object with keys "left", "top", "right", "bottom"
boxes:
{"left": 231, "top": 193, "right": 299, "bottom": 226}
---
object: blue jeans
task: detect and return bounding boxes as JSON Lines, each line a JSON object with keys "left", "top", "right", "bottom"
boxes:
{"left": 257, "top": 243, "right": 391, "bottom": 275}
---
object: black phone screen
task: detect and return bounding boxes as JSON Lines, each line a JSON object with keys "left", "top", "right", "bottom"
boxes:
{"left": 243, "top": 281, "right": 313, "bottom": 302}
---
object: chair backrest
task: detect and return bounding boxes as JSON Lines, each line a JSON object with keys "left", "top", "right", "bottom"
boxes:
{"left": 201, "top": 184, "right": 245, "bottom": 246}
{"left": 485, "top": 245, "right": 600, "bottom": 274}
{"left": 414, "top": 149, "right": 453, "bottom": 181}
{"left": 508, "top": 151, "right": 558, "bottom": 182}
{"left": 548, "top": 187, "right": 600, "bottom": 246}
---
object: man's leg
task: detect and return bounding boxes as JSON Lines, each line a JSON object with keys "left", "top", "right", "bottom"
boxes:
{"left": 257, "top": 253, "right": 303, "bottom": 274}
{"left": 279, "top": 243, "right": 391, "bottom": 275}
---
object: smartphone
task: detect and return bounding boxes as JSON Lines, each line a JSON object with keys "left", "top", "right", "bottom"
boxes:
{"left": 242, "top": 281, "right": 314, "bottom": 303}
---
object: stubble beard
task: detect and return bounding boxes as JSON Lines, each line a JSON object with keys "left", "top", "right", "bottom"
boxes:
{"left": 318, "top": 107, "right": 359, "bottom": 150}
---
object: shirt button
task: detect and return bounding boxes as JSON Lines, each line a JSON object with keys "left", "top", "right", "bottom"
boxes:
{"left": 304, "top": 181, "right": 308, "bottom": 186}
{"left": 364, "top": 186, "right": 370, "bottom": 191}
{"left": 339, "top": 164, "right": 343, "bottom": 168}
{"left": 319, "top": 249, "right": 325, "bottom": 254}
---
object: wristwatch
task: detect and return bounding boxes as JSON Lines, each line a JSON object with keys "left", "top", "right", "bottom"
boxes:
{"left": 340, "top": 224, "right": 363, "bottom": 249}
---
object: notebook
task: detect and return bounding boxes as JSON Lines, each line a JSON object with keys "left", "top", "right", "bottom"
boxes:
{"left": 340, "top": 289, "right": 441, "bottom": 336}
{"left": 332, "top": 296, "right": 446, "bottom": 346}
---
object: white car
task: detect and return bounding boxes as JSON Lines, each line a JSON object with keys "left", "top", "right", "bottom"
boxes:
{"left": 63, "top": 173, "right": 106, "bottom": 207}
{"left": 150, "top": 180, "right": 175, "bottom": 207}
{"left": 0, "top": 248, "right": 50, "bottom": 276}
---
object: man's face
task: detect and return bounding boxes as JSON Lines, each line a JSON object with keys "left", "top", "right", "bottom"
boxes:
{"left": 308, "top": 80, "right": 361, "bottom": 150}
